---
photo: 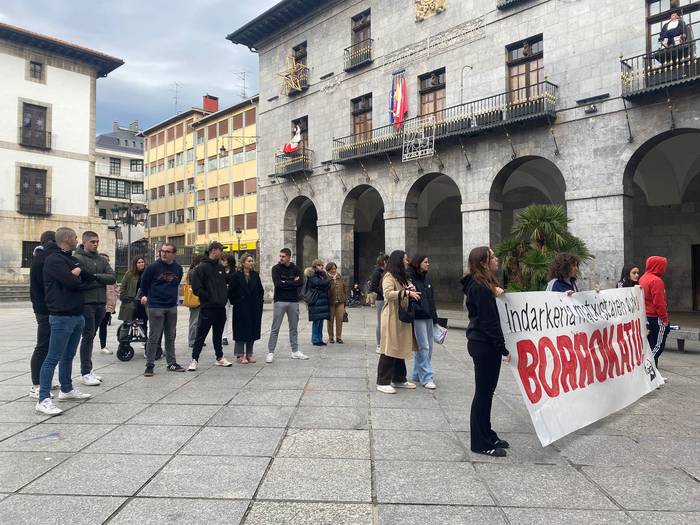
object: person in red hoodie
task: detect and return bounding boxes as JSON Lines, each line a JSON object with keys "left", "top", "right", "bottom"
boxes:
{"left": 639, "top": 256, "right": 669, "bottom": 371}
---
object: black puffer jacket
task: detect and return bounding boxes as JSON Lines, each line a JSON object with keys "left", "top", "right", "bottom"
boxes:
{"left": 43, "top": 243, "right": 96, "bottom": 316}
{"left": 190, "top": 257, "right": 228, "bottom": 308}
{"left": 305, "top": 267, "right": 330, "bottom": 321}
{"left": 462, "top": 274, "right": 508, "bottom": 356}
{"left": 30, "top": 242, "right": 54, "bottom": 314}
{"left": 408, "top": 267, "right": 437, "bottom": 322}
{"left": 369, "top": 265, "right": 385, "bottom": 301}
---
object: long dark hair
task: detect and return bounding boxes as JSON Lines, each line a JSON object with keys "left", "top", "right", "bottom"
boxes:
{"left": 466, "top": 246, "right": 500, "bottom": 296}
{"left": 619, "top": 263, "right": 640, "bottom": 287}
{"left": 386, "top": 250, "right": 408, "bottom": 285}
{"left": 409, "top": 254, "right": 428, "bottom": 274}
{"left": 129, "top": 256, "right": 146, "bottom": 277}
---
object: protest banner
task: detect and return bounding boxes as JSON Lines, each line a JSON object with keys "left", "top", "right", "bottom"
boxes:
{"left": 498, "top": 286, "right": 664, "bottom": 446}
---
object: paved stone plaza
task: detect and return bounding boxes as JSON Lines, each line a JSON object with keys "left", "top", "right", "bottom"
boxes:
{"left": 0, "top": 303, "right": 698, "bottom": 524}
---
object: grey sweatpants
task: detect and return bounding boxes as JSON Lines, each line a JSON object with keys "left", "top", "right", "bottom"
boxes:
{"left": 147, "top": 306, "right": 177, "bottom": 367}
{"left": 267, "top": 301, "right": 299, "bottom": 354}
{"left": 188, "top": 307, "right": 200, "bottom": 348}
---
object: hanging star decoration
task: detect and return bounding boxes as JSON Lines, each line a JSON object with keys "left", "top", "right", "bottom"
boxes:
{"left": 278, "top": 55, "right": 309, "bottom": 95}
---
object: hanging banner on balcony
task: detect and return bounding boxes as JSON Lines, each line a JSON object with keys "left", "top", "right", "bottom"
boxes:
{"left": 389, "top": 75, "right": 407, "bottom": 130}
{"left": 497, "top": 287, "right": 664, "bottom": 447}
{"left": 281, "top": 125, "right": 302, "bottom": 154}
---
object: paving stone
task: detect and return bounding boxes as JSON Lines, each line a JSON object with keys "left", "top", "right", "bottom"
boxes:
{"left": 0, "top": 451, "right": 71, "bottom": 492}
{"left": 21, "top": 453, "right": 168, "bottom": 496}
{"left": 245, "top": 376, "right": 311, "bottom": 390}
{"left": 278, "top": 429, "right": 370, "bottom": 459}
{"left": 0, "top": 422, "right": 34, "bottom": 441}
{"left": 258, "top": 457, "right": 371, "bottom": 502}
{"left": 245, "top": 502, "right": 373, "bottom": 525}
{"left": 291, "top": 406, "right": 368, "bottom": 430}
{"left": 207, "top": 405, "right": 294, "bottom": 427}
{"left": 0, "top": 400, "right": 53, "bottom": 423}
{"left": 503, "top": 508, "right": 635, "bottom": 524}
{"left": 127, "top": 404, "right": 221, "bottom": 426}
{"left": 377, "top": 504, "right": 506, "bottom": 524}
{"left": 83, "top": 424, "right": 198, "bottom": 455}
{"left": 2, "top": 423, "right": 116, "bottom": 452}
{"left": 229, "top": 389, "right": 303, "bottom": 406}
{"left": 639, "top": 437, "right": 700, "bottom": 468}
{"left": 312, "top": 366, "right": 367, "bottom": 378}
{"left": 179, "top": 426, "right": 284, "bottom": 456}
{"left": 306, "top": 377, "right": 368, "bottom": 391}
{"left": 475, "top": 464, "right": 616, "bottom": 509}
{"left": 369, "top": 391, "right": 441, "bottom": 409}
{"left": 373, "top": 429, "right": 467, "bottom": 462}
{"left": 456, "top": 432, "right": 566, "bottom": 465}
{"left": 583, "top": 466, "right": 700, "bottom": 511}
{"left": 109, "top": 498, "right": 249, "bottom": 525}
{"left": 628, "top": 511, "right": 700, "bottom": 524}
{"left": 140, "top": 455, "right": 269, "bottom": 499}
{"left": 556, "top": 434, "right": 650, "bottom": 466}
{"left": 0, "top": 384, "right": 30, "bottom": 402}
{"left": 375, "top": 460, "right": 493, "bottom": 505}
{"left": 300, "top": 390, "right": 368, "bottom": 407}
{"left": 93, "top": 387, "right": 171, "bottom": 404}
{"left": 156, "top": 386, "right": 238, "bottom": 405}
{"left": 0, "top": 494, "right": 126, "bottom": 525}
{"left": 42, "top": 402, "right": 148, "bottom": 425}
{"left": 371, "top": 407, "right": 450, "bottom": 431}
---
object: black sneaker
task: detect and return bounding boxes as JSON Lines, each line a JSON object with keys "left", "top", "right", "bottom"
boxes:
{"left": 493, "top": 439, "right": 510, "bottom": 449}
{"left": 167, "top": 363, "right": 186, "bottom": 372}
{"left": 223, "top": 338, "right": 229, "bottom": 345}
{"left": 473, "top": 447, "right": 507, "bottom": 457}
{"left": 144, "top": 365, "right": 154, "bottom": 377}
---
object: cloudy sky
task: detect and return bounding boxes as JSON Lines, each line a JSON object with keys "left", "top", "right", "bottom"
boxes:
{"left": 0, "top": 0, "right": 280, "bottom": 133}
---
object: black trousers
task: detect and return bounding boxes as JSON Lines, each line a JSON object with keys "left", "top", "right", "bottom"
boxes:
{"left": 468, "top": 340, "right": 502, "bottom": 452}
{"left": 191, "top": 306, "right": 226, "bottom": 361}
{"left": 79, "top": 303, "right": 106, "bottom": 376}
{"left": 647, "top": 316, "right": 669, "bottom": 367}
{"left": 376, "top": 354, "right": 407, "bottom": 385}
{"left": 98, "top": 312, "right": 112, "bottom": 348}
{"left": 31, "top": 313, "right": 51, "bottom": 385}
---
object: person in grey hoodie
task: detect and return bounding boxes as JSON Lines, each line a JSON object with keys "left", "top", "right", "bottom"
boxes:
{"left": 72, "top": 231, "right": 115, "bottom": 386}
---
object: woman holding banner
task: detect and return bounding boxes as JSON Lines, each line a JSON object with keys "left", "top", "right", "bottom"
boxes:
{"left": 545, "top": 253, "right": 581, "bottom": 294}
{"left": 462, "top": 246, "right": 511, "bottom": 457}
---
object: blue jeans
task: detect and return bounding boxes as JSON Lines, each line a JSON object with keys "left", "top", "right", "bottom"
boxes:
{"left": 311, "top": 319, "right": 324, "bottom": 343}
{"left": 412, "top": 318, "right": 434, "bottom": 384}
{"left": 40, "top": 315, "right": 85, "bottom": 401}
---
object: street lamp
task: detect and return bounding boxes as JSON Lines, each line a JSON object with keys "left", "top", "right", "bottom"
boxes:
{"left": 111, "top": 203, "right": 149, "bottom": 267}
{"left": 235, "top": 227, "right": 243, "bottom": 263}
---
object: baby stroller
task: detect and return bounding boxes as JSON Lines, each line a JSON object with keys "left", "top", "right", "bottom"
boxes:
{"left": 116, "top": 319, "right": 161, "bottom": 362}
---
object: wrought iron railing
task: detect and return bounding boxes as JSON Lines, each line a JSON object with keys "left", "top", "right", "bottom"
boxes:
{"left": 19, "top": 127, "right": 51, "bottom": 150}
{"left": 497, "top": 0, "right": 530, "bottom": 8}
{"left": 332, "top": 80, "right": 557, "bottom": 163}
{"left": 288, "top": 70, "right": 309, "bottom": 95}
{"left": 344, "top": 39, "right": 373, "bottom": 71}
{"left": 17, "top": 194, "right": 51, "bottom": 216}
{"left": 621, "top": 38, "right": 699, "bottom": 98}
{"left": 274, "top": 145, "right": 314, "bottom": 178}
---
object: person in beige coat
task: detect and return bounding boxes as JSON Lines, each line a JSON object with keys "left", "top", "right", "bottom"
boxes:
{"left": 326, "top": 262, "right": 348, "bottom": 343}
{"left": 376, "top": 250, "right": 420, "bottom": 394}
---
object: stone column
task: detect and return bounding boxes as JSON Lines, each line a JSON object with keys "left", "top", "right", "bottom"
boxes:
{"left": 566, "top": 190, "right": 631, "bottom": 289}
{"left": 461, "top": 202, "right": 498, "bottom": 273}
{"left": 317, "top": 221, "right": 352, "bottom": 272}
{"left": 383, "top": 209, "right": 417, "bottom": 254}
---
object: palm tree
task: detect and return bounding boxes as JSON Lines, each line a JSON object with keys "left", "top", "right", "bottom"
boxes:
{"left": 495, "top": 204, "right": 592, "bottom": 291}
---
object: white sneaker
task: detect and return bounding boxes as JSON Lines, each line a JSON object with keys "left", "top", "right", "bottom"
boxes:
{"left": 29, "top": 387, "right": 53, "bottom": 400}
{"left": 377, "top": 384, "right": 397, "bottom": 394}
{"left": 81, "top": 373, "right": 101, "bottom": 386}
{"left": 215, "top": 357, "right": 233, "bottom": 367}
{"left": 265, "top": 353, "right": 275, "bottom": 364}
{"left": 291, "top": 351, "right": 309, "bottom": 360}
{"left": 58, "top": 389, "right": 91, "bottom": 401}
{"left": 91, "top": 371, "right": 103, "bottom": 381}
{"left": 392, "top": 381, "right": 417, "bottom": 389}
{"left": 376, "top": 346, "right": 381, "bottom": 354}
{"left": 100, "top": 347, "right": 113, "bottom": 355}
{"left": 35, "top": 398, "right": 62, "bottom": 415}
{"left": 424, "top": 381, "right": 437, "bottom": 390}
{"left": 661, "top": 376, "right": 669, "bottom": 383}
{"left": 188, "top": 359, "right": 198, "bottom": 371}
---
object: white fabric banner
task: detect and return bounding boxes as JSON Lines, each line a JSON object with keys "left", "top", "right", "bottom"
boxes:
{"left": 498, "top": 287, "right": 664, "bottom": 446}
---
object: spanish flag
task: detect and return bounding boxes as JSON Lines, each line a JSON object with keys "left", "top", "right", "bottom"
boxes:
{"left": 390, "top": 75, "right": 407, "bottom": 130}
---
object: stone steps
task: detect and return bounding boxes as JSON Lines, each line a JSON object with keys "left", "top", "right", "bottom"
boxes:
{"left": 0, "top": 283, "right": 31, "bottom": 302}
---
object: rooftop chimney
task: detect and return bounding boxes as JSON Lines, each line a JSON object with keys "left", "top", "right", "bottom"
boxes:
{"left": 112, "top": 121, "right": 120, "bottom": 132}
{"left": 203, "top": 94, "right": 219, "bottom": 113}
{"left": 128, "top": 120, "right": 140, "bottom": 132}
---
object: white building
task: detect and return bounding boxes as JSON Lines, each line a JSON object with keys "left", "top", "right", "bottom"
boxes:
{"left": 0, "top": 22, "right": 123, "bottom": 282}
{"left": 95, "top": 121, "right": 146, "bottom": 255}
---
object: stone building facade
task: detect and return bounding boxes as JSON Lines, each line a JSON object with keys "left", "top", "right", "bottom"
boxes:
{"left": 229, "top": 0, "right": 700, "bottom": 310}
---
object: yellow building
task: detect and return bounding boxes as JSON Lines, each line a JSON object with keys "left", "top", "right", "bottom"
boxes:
{"left": 191, "top": 96, "right": 259, "bottom": 259}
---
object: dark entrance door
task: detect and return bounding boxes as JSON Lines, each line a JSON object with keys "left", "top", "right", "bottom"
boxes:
{"left": 22, "top": 103, "right": 48, "bottom": 149}
{"left": 693, "top": 244, "right": 700, "bottom": 311}
{"left": 19, "top": 167, "right": 48, "bottom": 215}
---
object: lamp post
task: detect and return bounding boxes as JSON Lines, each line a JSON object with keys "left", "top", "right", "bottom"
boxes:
{"left": 111, "top": 202, "right": 149, "bottom": 267}
{"left": 235, "top": 227, "right": 243, "bottom": 263}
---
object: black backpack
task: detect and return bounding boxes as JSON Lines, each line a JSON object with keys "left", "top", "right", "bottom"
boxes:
{"left": 300, "top": 277, "right": 319, "bottom": 305}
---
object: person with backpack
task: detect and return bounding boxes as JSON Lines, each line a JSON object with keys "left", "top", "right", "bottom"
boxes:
{"left": 376, "top": 250, "right": 419, "bottom": 394}
{"left": 184, "top": 254, "right": 204, "bottom": 349}
{"left": 370, "top": 255, "right": 389, "bottom": 354}
{"left": 305, "top": 259, "right": 331, "bottom": 346}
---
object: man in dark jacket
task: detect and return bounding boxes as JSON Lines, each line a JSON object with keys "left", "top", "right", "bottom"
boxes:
{"left": 188, "top": 241, "right": 232, "bottom": 370}
{"left": 369, "top": 255, "right": 389, "bottom": 353}
{"left": 29, "top": 231, "right": 55, "bottom": 399}
{"left": 72, "top": 231, "right": 116, "bottom": 386}
{"left": 266, "top": 248, "right": 306, "bottom": 363}
{"left": 36, "top": 227, "right": 94, "bottom": 415}
{"left": 140, "top": 242, "right": 185, "bottom": 376}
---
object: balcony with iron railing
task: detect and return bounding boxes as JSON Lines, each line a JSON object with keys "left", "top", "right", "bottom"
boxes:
{"left": 332, "top": 80, "right": 558, "bottom": 163}
{"left": 274, "top": 145, "right": 314, "bottom": 178}
{"left": 344, "top": 39, "right": 374, "bottom": 72}
{"left": 18, "top": 128, "right": 51, "bottom": 150}
{"left": 497, "top": 0, "right": 530, "bottom": 9}
{"left": 17, "top": 194, "right": 51, "bottom": 216}
{"left": 288, "top": 70, "right": 309, "bottom": 95}
{"left": 621, "top": 38, "right": 700, "bottom": 98}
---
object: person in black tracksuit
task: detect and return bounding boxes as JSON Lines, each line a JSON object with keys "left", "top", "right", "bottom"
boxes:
{"left": 462, "top": 246, "right": 511, "bottom": 457}
{"left": 29, "top": 232, "right": 55, "bottom": 397}
{"left": 189, "top": 242, "right": 232, "bottom": 369}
